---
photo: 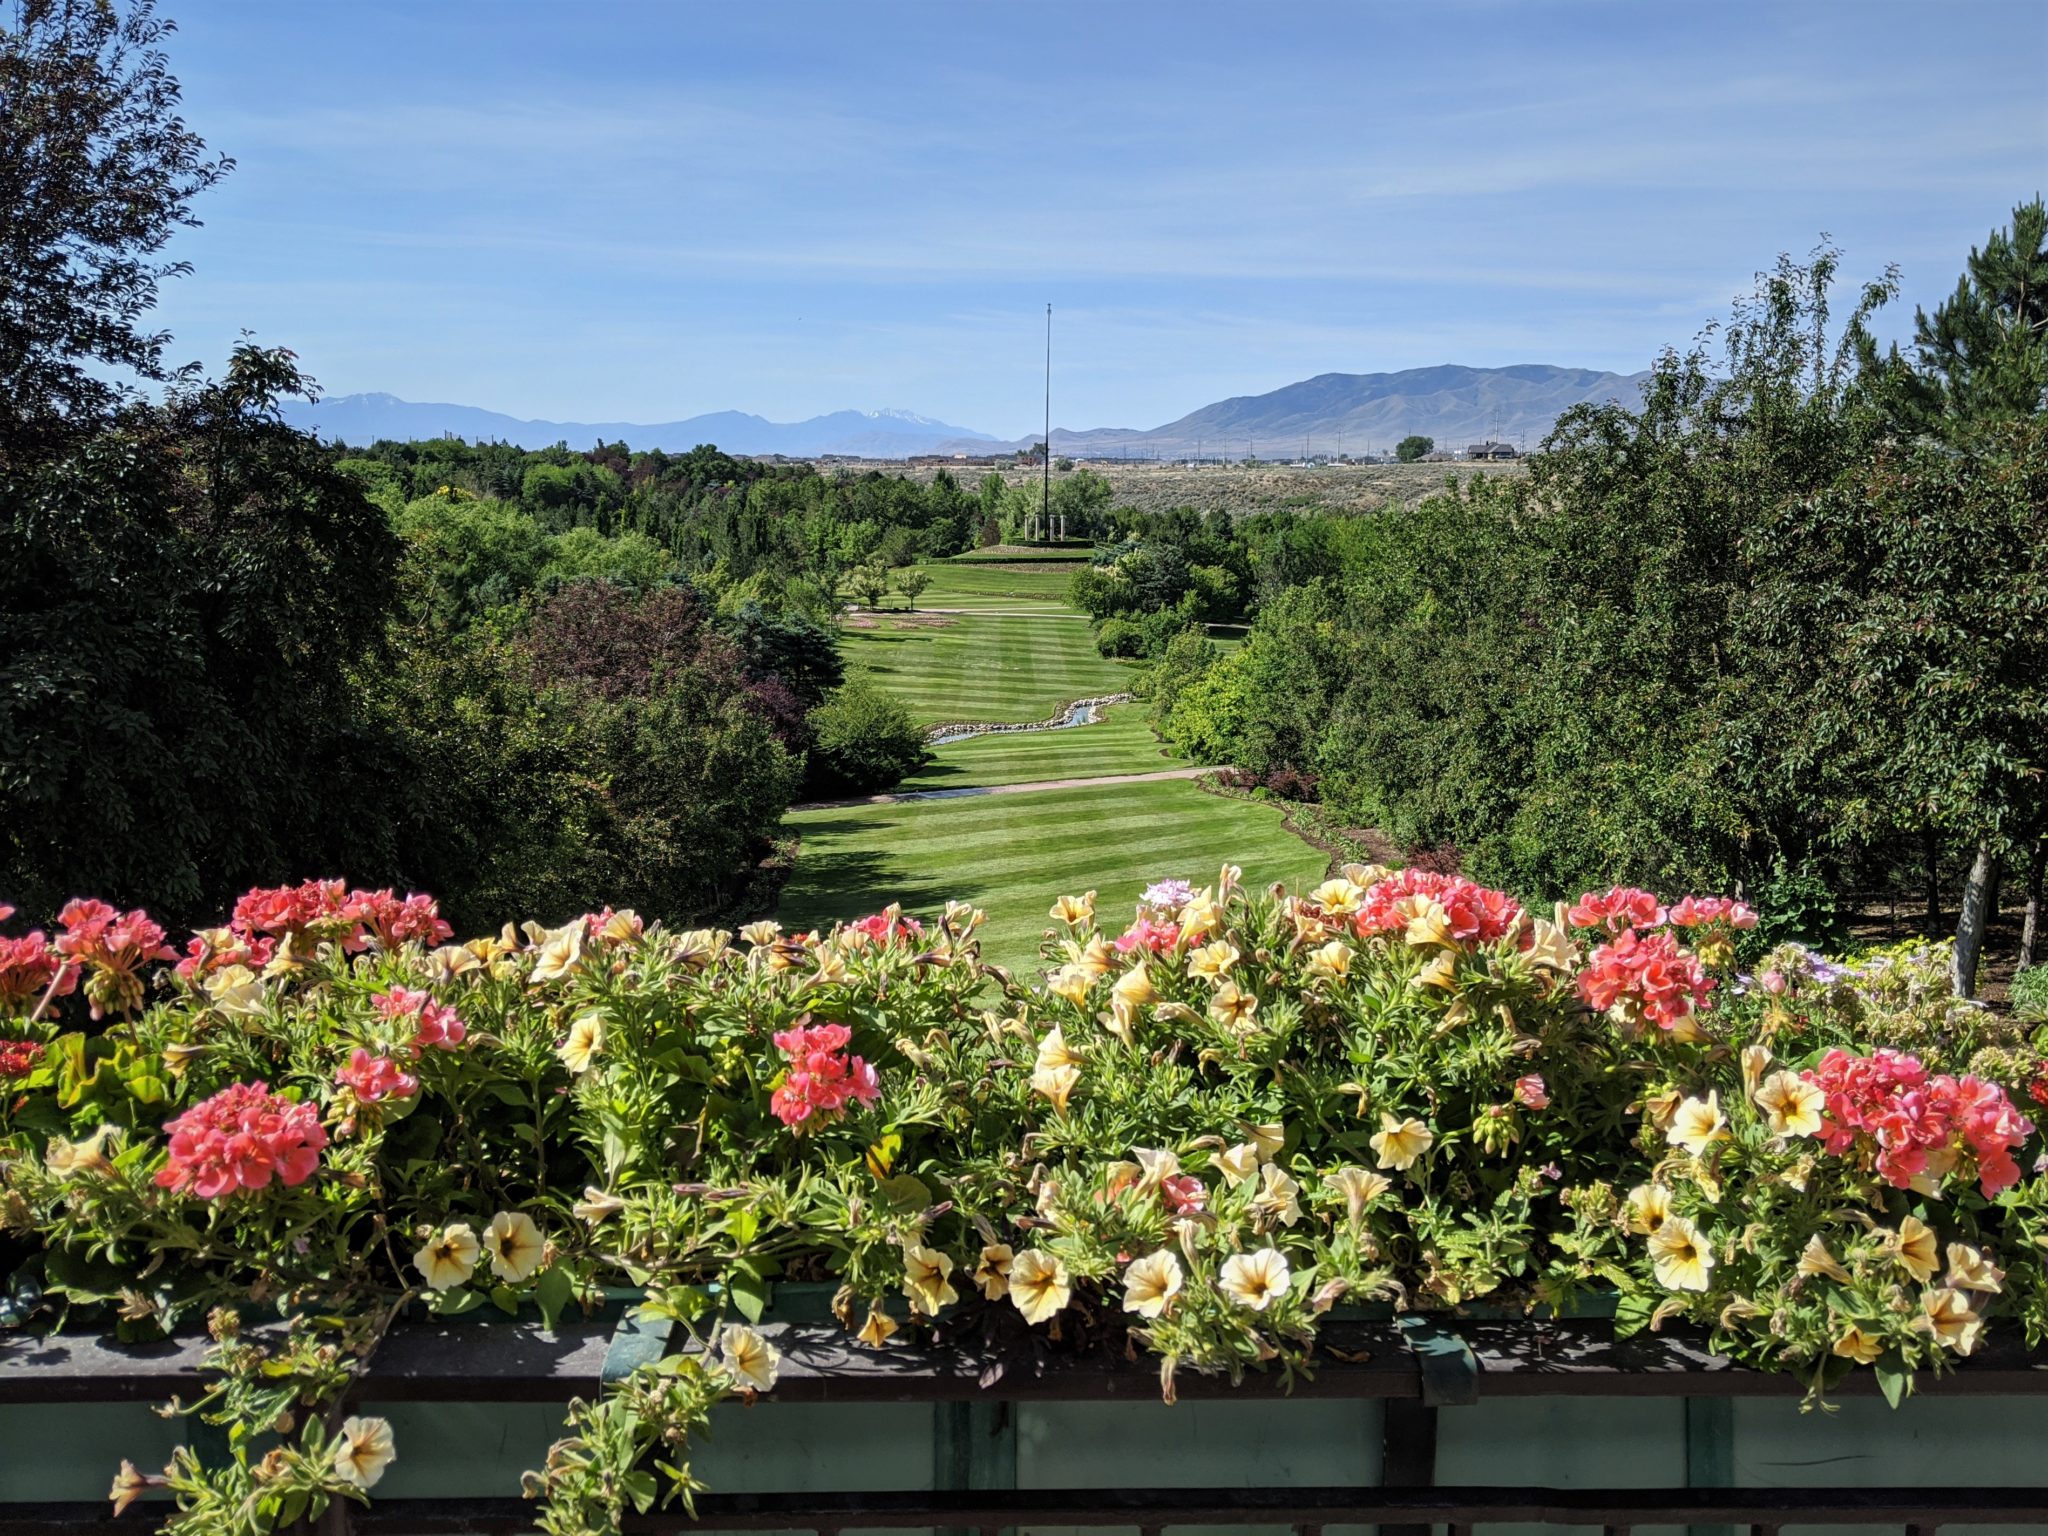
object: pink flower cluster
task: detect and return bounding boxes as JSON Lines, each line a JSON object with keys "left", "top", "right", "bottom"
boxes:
{"left": 1568, "top": 886, "right": 1666, "bottom": 933}
{"left": 1514, "top": 1073, "right": 1550, "bottom": 1110}
{"left": 1161, "top": 1173, "right": 1207, "bottom": 1214}
{"left": 0, "top": 1038, "right": 46, "bottom": 1078}
{"left": 230, "top": 880, "right": 450, "bottom": 952}
{"left": 0, "top": 927, "right": 72, "bottom": 1013}
{"left": 1114, "top": 914, "right": 1182, "bottom": 955}
{"left": 154, "top": 1081, "right": 328, "bottom": 1199}
{"left": 1354, "top": 869, "right": 1525, "bottom": 946}
{"left": 845, "top": 911, "right": 924, "bottom": 946}
{"left": 1804, "top": 1048, "right": 2035, "bottom": 1198}
{"left": 1576, "top": 927, "right": 1714, "bottom": 1032}
{"left": 370, "top": 986, "right": 467, "bottom": 1052}
{"left": 768, "top": 1022, "right": 879, "bottom": 1132}
{"left": 335, "top": 1047, "right": 418, "bottom": 1103}
{"left": 54, "top": 900, "right": 176, "bottom": 1018}
{"left": 1668, "top": 895, "right": 1758, "bottom": 931}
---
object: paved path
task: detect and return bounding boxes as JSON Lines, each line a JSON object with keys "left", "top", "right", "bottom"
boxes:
{"left": 793, "top": 765, "right": 1222, "bottom": 812}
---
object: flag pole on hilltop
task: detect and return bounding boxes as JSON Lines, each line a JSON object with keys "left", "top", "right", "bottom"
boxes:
{"left": 1042, "top": 302, "right": 1052, "bottom": 543}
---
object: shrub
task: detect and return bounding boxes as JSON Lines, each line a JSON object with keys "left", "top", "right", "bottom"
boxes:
{"left": 1094, "top": 617, "right": 1145, "bottom": 658}
{"left": 2014, "top": 964, "right": 2048, "bottom": 1022}
{"left": 804, "top": 678, "right": 928, "bottom": 796}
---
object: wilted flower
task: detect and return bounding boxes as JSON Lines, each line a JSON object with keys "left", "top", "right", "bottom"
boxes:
{"left": 1796, "top": 1235, "right": 1852, "bottom": 1284}
{"left": 572, "top": 1187, "right": 626, "bottom": 1222}
{"left": 857, "top": 1308, "right": 899, "bottom": 1346}
{"left": 974, "top": 1243, "right": 1014, "bottom": 1300}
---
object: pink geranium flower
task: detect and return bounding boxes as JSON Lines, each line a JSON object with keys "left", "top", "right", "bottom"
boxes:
{"left": 1567, "top": 886, "right": 1666, "bottom": 934}
{"left": 768, "top": 1022, "right": 880, "bottom": 1132}
{"left": 155, "top": 1081, "right": 328, "bottom": 1199}
{"left": 1354, "top": 869, "right": 1524, "bottom": 946}
{"left": 335, "top": 1047, "right": 418, "bottom": 1104}
{"left": 370, "top": 986, "right": 467, "bottom": 1052}
{"left": 1577, "top": 927, "right": 1713, "bottom": 1033}
{"left": 54, "top": 900, "right": 175, "bottom": 1018}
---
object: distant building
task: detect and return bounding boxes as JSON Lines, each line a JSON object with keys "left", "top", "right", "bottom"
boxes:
{"left": 1465, "top": 440, "right": 1519, "bottom": 460}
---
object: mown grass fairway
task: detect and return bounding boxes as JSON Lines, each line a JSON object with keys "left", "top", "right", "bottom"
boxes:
{"left": 891, "top": 559, "right": 1082, "bottom": 608}
{"left": 901, "top": 704, "right": 1183, "bottom": 791}
{"left": 780, "top": 777, "right": 1329, "bottom": 973}
{"left": 840, "top": 611, "right": 1129, "bottom": 725}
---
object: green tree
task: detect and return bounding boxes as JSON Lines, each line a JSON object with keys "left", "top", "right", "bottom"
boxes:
{"left": 847, "top": 564, "right": 891, "bottom": 610}
{"left": 1394, "top": 435, "right": 1433, "bottom": 462}
{"left": 804, "top": 678, "right": 928, "bottom": 796}
{"left": 895, "top": 567, "right": 931, "bottom": 610}
{"left": 1, "top": 0, "right": 231, "bottom": 466}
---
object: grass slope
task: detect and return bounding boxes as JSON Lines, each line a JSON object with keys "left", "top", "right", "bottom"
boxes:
{"left": 840, "top": 612, "right": 1130, "bottom": 726}
{"left": 780, "top": 777, "right": 1329, "bottom": 973}
{"left": 901, "top": 704, "right": 1184, "bottom": 792}
{"left": 897, "top": 560, "right": 1081, "bottom": 608}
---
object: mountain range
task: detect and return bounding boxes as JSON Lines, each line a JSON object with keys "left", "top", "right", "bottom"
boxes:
{"left": 281, "top": 364, "right": 1650, "bottom": 461}
{"left": 275, "top": 394, "right": 997, "bottom": 458}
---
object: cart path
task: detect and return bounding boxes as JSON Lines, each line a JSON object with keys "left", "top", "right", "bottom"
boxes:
{"left": 793, "top": 764, "right": 1222, "bottom": 812}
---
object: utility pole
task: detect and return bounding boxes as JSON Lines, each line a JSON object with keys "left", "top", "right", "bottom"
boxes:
{"left": 1041, "top": 303, "right": 1051, "bottom": 544}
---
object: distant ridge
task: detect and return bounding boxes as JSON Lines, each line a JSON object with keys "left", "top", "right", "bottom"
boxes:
{"left": 276, "top": 393, "right": 998, "bottom": 458}
{"left": 939, "top": 364, "right": 1653, "bottom": 459}
{"left": 282, "top": 364, "right": 1650, "bottom": 461}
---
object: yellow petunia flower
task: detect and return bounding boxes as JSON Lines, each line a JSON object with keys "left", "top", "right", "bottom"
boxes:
{"left": 901, "top": 1244, "right": 958, "bottom": 1317}
{"left": 1326, "top": 1166, "right": 1392, "bottom": 1222}
{"left": 974, "top": 1244, "right": 1014, "bottom": 1300}
{"left": 1113, "top": 963, "right": 1157, "bottom": 1009}
{"left": 483, "top": 1211, "right": 546, "bottom": 1283}
{"left": 1208, "top": 979, "right": 1258, "bottom": 1033}
{"left": 1946, "top": 1243, "right": 2004, "bottom": 1295}
{"left": 1648, "top": 1215, "right": 1713, "bottom": 1292}
{"left": 1219, "top": 1247, "right": 1292, "bottom": 1311}
{"left": 1369, "top": 1114, "right": 1434, "bottom": 1172}
{"left": 1187, "top": 940, "right": 1240, "bottom": 980}
{"left": 331, "top": 1415, "right": 396, "bottom": 1489}
{"left": 1831, "top": 1323, "right": 1884, "bottom": 1364}
{"left": 1796, "top": 1234, "right": 1852, "bottom": 1284}
{"left": 1121, "top": 1249, "right": 1183, "bottom": 1318}
{"left": 1889, "top": 1216, "right": 1940, "bottom": 1284}
{"left": 1622, "top": 1183, "right": 1672, "bottom": 1236}
{"left": 412, "top": 1223, "right": 480, "bottom": 1291}
{"left": 1306, "top": 940, "right": 1352, "bottom": 982}
{"left": 1009, "top": 1250, "right": 1071, "bottom": 1325}
{"left": 1755, "top": 1072, "right": 1824, "bottom": 1138}
{"left": 1665, "top": 1093, "right": 1727, "bottom": 1157}
{"left": 1049, "top": 891, "right": 1096, "bottom": 926}
{"left": 721, "top": 1324, "right": 782, "bottom": 1391}
{"left": 1210, "top": 1141, "right": 1260, "bottom": 1184}
{"left": 557, "top": 1012, "right": 605, "bottom": 1075}
{"left": 1922, "top": 1286, "right": 1983, "bottom": 1355}
{"left": 857, "top": 1307, "right": 899, "bottom": 1346}
{"left": 1309, "top": 878, "right": 1366, "bottom": 916}
{"left": 1251, "top": 1163, "right": 1302, "bottom": 1228}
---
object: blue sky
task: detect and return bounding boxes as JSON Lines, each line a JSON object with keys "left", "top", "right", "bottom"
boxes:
{"left": 152, "top": 0, "right": 2045, "bottom": 437}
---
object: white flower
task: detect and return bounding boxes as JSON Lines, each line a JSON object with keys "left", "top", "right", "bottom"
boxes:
{"left": 1251, "top": 1164, "right": 1302, "bottom": 1228}
{"left": 483, "top": 1211, "right": 546, "bottom": 1282}
{"left": 1121, "top": 1250, "right": 1183, "bottom": 1319}
{"left": 331, "top": 1416, "right": 396, "bottom": 1489}
{"left": 1009, "top": 1249, "right": 1071, "bottom": 1325}
{"left": 412, "top": 1223, "right": 480, "bottom": 1290}
{"left": 572, "top": 1186, "right": 626, "bottom": 1222}
{"left": 1219, "top": 1248, "right": 1292, "bottom": 1311}
{"left": 721, "top": 1323, "right": 781, "bottom": 1390}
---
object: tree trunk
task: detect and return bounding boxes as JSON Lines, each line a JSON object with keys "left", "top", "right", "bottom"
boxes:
{"left": 2020, "top": 837, "right": 2046, "bottom": 972}
{"left": 1923, "top": 829, "right": 1942, "bottom": 933}
{"left": 1952, "top": 840, "right": 1999, "bottom": 998}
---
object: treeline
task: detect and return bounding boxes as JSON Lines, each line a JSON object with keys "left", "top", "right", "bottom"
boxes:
{"left": 0, "top": 2, "right": 926, "bottom": 935}
{"left": 1138, "top": 222, "right": 2047, "bottom": 993}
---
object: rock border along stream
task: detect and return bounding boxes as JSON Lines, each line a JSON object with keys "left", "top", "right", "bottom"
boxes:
{"left": 924, "top": 693, "right": 1133, "bottom": 746}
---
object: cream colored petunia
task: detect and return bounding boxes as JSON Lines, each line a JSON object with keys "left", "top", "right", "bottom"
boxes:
{"left": 528, "top": 920, "right": 585, "bottom": 984}
{"left": 1665, "top": 1093, "right": 1728, "bottom": 1157}
{"left": 1370, "top": 1114, "right": 1434, "bottom": 1172}
{"left": 738, "top": 920, "right": 782, "bottom": 946}
{"left": 1251, "top": 1163, "right": 1303, "bottom": 1228}
{"left": 484, "top": 1211, "right": 546, "bottom": 1283}
{"left": 557, "top": 1012, "right": 605, "bottom": 1074}
{"left": 572, "top": 1186, "right": 626, "bottom": 1222}
{"left": 1031, "top": 1061, "right": 1080, "bottom": 1113}
{"left": 331, "top": 1416, "right": 396, "bottom": 1489}
{"left": 973, "top": 1243, "right": 1014, "bottom": 1300}
{"left": 1113, "top": 963, "right": 1157, "bottom": 1010}
{"left": 1326, "top": 1166, "right": 1392, "bottom": 1223}
{"left": 1074, "top": 933, "right": 1117, "bottom": 983}
{"left": 1922, "top": 1286, "right": 1983, "bottom": 1355}
{"left": 1132, "top": 1146, "right": 1181, "bottom": 1194}
{"left": 901, "top": 1244, "right": 959, "bottom": 1317}
{"left": 1946, "top": 1243, "right": 2004, "bottom": 1295}
{"left": 1755, "top": 1072, "right": 1824, "bottom": 1138}
{"left": 1889, "top": 1216, "right": 1941, "bottom": 1284}
{"left": 1210, "top": 1141, "right": 1260, "bottom": 1184}
{"left": 1402, "top": 899, "right": 1455, "bottom": 949}
{"left": 1247, "top": 1122, "right": 1286, "bottom": 1159}
{"left": 1208, "top": 979, "right": 1258, "bottom": 1032}
{"left": 807, "top": 946, "right": 850, "bottom": 986}
{"left": 1306, "top": 940, "right": 1352, "bottom": 982}
{"left": 1622, "top": 1183, "right": 1672, "bottom": 1236}
{"left": 1309, "top": 878, "right": 1366, "bottom": 916}
{"left": 1179, "top": 893, "right": 1224, "bottom": 939}
{"left": 1034, "top": 1025, "right": 1082, "bottom": 1073}
{"left": 1831, "top": 1323, "right": 1884, "bottom": 1364}
{"left": 721, "top": 1323, "right": 782, "bottom": 1390}
{"left": 1521, "top": 918, "right": 1578, "bottom": 973}
{"left": 1049, "top": 891, "right": 1096, "bottom": 926}
{"left": 203, "top": 964, "right": 267, "bottom": 1020}
{"left": 1121, "top": 1249, "right": 1184, "bottom": 1319}
{"left": 856, "top": 1308, "right": 899, "bottom": 1346}
{"left": 1187, "top": 940, "right": 1240, "bottom": 980}
{"left": 1648, "top": 1215, "right": 1713, "bottom": 1292}
{"left": 44, "top": 1125, "right": 120, "bottom": 1179}
{"left": 1412, "top": 950, "right": 1458, "bottom": 990}
{"left": 412, "top": 1223, "right": 480, "bottom": 1290}
{"left": 1048, "top": 963, "right": 1093, "bottom": 1006}
{"left": 1739, "top": 1043, "right": 1773, "bottom": 1101}
{"left": 1796, "top": 1234, "right": 1852, "bottom": 1284}
{"left": 1009, "top": 1250, "right": 1072, "bottom": 1325}
{"left": 1219, "top": 1248, "right": 1292, "bottom": 1311}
